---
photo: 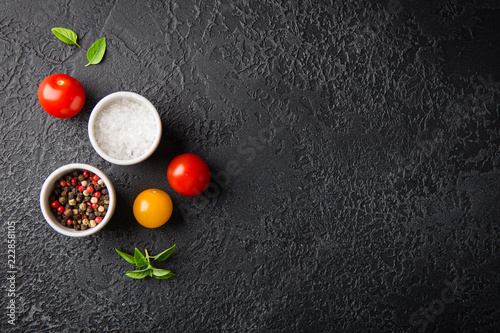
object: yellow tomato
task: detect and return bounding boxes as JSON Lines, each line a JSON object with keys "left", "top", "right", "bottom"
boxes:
{"left": 133, "top": 189, "right": 173, "bottom": 228}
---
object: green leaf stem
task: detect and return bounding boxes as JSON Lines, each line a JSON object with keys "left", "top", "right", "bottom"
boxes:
{"left": 86, "top": 37, "right": 106, "bottom": 66}
{"left": 51, "top": 27, "right": 80, "bottom": 48}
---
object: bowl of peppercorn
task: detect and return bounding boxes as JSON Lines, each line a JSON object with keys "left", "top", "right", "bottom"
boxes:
{"left": 40, "top": 163, "right": 116, "bottom": 237}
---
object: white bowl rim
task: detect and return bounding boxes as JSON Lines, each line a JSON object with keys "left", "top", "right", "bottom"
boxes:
{"left": 88, "top": 91, "right": 162, "bottom": 165}
{"left": 39, "top": 163, "right": 116, "bottom": 237}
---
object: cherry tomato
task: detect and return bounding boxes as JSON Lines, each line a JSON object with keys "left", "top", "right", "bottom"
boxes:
{"left": 133, "top": 189, "right": 173, "bottom": 228}
{"left": 167, "top": 153, "right": 210, "bottom": 197}
{"left": 38, "top": 73, "right": 85, "bottom": 118}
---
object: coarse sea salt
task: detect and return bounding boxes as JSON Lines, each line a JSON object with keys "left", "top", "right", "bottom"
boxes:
{"left": 93, "top": 98, "right": 158, "bottom": 160}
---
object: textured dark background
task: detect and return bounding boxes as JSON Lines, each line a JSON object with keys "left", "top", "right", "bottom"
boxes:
{"left": 0, "top": 0, "right": 499, "bottom": 332}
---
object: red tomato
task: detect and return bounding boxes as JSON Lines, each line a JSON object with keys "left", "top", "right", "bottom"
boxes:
{"left": 38, "top": 73, "right": 85, "bottom": 118}
{"left": 167, "top": 153, "right": 210, "bottom": 197}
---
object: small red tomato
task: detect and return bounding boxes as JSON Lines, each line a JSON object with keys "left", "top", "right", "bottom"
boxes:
{"left": 57, "top": 206, "right": 65, "bottom": 213}
{"left": 51, "top": 201, "right": 60, "bottom": 208}
{"left": 167, "top": 153, "right": 211, "bottom": 197}
{"left": 38, "top": 74, "right": 85, "bottom": 118}
{"left": 86, "top": 186, "right": 94, "bottom": 193}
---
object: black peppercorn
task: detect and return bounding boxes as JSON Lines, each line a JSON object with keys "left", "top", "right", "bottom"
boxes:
{"left": 50, "top": 170, "right": 109, "bottom": 230}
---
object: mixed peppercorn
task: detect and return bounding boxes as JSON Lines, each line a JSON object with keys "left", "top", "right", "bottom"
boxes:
{"left": 50, "top": 170, "right": 109, "bottom": 230}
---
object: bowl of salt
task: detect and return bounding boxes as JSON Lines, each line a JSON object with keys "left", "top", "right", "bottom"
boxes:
{"left": 88, "top": 91, "right": 162, "bottom": 165}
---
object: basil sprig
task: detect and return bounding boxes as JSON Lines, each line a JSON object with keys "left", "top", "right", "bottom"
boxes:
{"left": 116, "top": 245, "right": 176, "bottom": 280}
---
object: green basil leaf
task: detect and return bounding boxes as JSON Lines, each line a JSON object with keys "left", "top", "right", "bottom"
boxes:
{"left": 154, "top": 272, "right": 176, "bottom": 280}
{"left": 153, "top": 244, "right": 176, "bottom": 261}
{"left": 115, "top": 249, "right": 135, "bottom": 264}
{"left": 125, "top": 268, "right": 150, "bottom": 279}
{"left": 51, "top": 27, "right": 80, "bottom": 48}
{"left": 85, "top": 37, "right": 106, "bottom": 66}
{"left": 134, "top": 248, "right": 148, "bottom": 267}
{"left": 152, "top": 269, "right": 172, "bottom": 277}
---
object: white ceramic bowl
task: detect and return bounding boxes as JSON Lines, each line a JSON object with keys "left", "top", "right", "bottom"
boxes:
{"left": 40, "top": 163, "right": 116, "bottom": 237}
{"left": 88, "top": 91, "right": 162, "bottom": 165}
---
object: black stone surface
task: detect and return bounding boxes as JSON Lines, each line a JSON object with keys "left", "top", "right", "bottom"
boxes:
{"left": 1, "top": 0, "right": 499, "bottom": 332}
